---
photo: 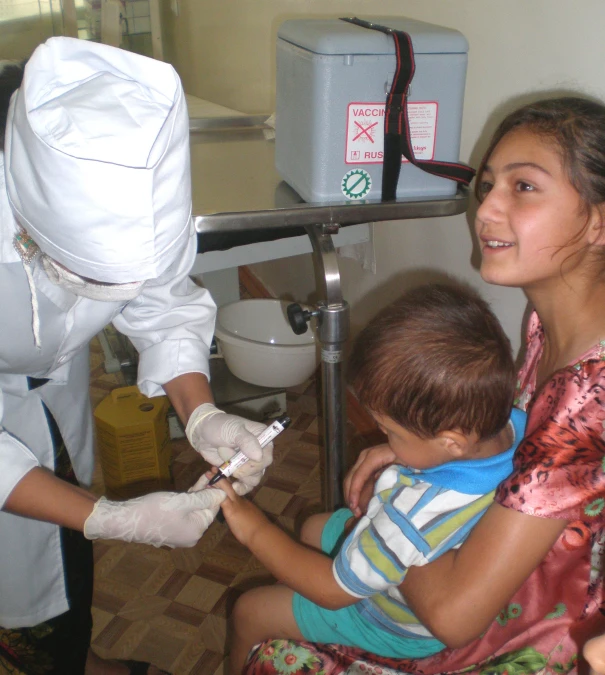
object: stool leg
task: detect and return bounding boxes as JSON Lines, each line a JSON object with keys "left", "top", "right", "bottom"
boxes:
{"left": 305, "top": 224, "right": 350, "bottom": 510}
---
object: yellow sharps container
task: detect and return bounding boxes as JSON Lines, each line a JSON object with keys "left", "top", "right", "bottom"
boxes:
{"left": 94, "top": 386, "right": 172, "bottom": 499}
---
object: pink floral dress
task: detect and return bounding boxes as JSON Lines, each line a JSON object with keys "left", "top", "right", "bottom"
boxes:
{"left": 243, "top": 312, "right": 605, "bottom": 675}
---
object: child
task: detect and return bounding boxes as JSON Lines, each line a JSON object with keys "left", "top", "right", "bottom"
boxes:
{"left": 214, "top": 281, "right": 526, "bottom": 674}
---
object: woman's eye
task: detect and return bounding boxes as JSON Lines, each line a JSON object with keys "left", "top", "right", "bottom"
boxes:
{"left": 515, "top": 181, "right": 535, "bottom": 192}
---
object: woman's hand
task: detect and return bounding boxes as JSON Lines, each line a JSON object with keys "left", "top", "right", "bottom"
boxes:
{"left": 343, "top": 443, "right": 396, "bottom": 516}
{"left": 185, "top": 403, "right": 273, "bottom": 494}
{"left": 83, "top": 488, "right": 226, "bottom": 548}
{"left": 212, "top": 471, "right": 271, "bottom": 548}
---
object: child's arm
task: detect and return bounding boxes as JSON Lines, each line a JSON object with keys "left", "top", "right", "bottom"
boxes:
{"left": 216, "top": 477, "right": 357, "bottom": 610}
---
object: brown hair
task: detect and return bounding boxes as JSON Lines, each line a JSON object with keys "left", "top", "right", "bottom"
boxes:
{"left": 348, "top": 282, "right": 515, "bottom": 440}
{"left": 476, "top": 97, "right": 605, "bottom": 209}
{"left": 475, "top": 97, "right": 605, "bottom": 275}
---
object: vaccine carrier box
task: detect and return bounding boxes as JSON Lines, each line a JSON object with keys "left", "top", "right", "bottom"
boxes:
{"left": 275, "top": 17, "right": 469, "bottom": 202}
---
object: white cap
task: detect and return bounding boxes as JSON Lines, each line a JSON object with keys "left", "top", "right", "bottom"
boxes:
{"left": 4, "top": 37, "right": 192, "bottom": 283}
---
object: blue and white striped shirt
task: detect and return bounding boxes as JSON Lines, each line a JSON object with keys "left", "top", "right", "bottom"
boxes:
{"left": 333, "top": 408, "right": 527, "bottom": 641}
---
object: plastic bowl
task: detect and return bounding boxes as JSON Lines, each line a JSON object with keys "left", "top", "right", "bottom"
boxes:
{"left": 214, "top": 299, "right": 318, "bottom": 388}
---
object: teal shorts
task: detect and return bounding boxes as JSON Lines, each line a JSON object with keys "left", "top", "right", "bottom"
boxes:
{"left": 291, "top": 508, "right": 445, "bottom": 658}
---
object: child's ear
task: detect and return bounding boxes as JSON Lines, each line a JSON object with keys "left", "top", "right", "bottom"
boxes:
{"left": 437, "top": 430, "right": 470, "bottom": 459}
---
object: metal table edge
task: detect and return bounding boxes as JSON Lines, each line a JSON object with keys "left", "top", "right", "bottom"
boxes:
{"left": 194, "top": 189, "right": 469, "bottom": 234}
{"left": 189, "top": 115, "right": 271, "bottom": 132}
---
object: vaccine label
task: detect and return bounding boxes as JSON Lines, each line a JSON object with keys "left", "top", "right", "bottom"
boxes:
{"left": 344, "top": 101, "right": 438, "bottom": 164}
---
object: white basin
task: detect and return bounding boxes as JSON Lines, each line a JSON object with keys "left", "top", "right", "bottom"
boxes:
{"left": 214, "top": 299, "right": 318, "bottom": 388}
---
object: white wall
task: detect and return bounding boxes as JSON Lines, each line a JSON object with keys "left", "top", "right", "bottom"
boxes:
{"left": 0, "top": 15, "right": 56, "bottom": 60}
{"left": 164, "top": 0, "right": 605, "bottom": 356}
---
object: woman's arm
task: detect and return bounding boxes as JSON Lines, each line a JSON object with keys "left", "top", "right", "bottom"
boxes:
{"left": 3, "top": 466, "right": 97, "bottom": 529}
{"left": 163, "top": 371, "right": 214, "bottom": 424}
{"left": 401, "top": 501, "right": 567, "bottom": 647}
{"left": 0, "top": 387, "right": 97, "bottom": 530}
{"left": 5, "top": 465, "right": 225, "bottom": 549}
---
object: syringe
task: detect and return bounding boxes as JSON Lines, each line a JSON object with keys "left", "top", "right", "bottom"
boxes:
{"left": 208, "top": 415, "right": 291, "bottom": 485}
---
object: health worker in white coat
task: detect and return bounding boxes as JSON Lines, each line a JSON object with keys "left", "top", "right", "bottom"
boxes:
{"left": 0, "top": 39, "right": 273, "bottom": 675}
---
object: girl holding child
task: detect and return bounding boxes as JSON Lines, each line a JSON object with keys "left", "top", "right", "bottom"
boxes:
{"left": 221, "top": 96, "right": 605, "bottom": 675}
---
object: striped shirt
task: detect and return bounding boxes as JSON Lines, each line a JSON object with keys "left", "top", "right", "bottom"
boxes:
{"left": 333, "top": 408, "right": 526, "bottom": 642}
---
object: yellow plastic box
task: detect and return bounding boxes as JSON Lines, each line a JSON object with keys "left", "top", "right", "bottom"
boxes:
{"left": 94, "top": 386, "right": 172, "bottom": 499}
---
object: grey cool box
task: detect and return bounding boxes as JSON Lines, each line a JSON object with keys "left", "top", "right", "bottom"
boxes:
{"left": 275, "top": 17, "right": 469, "bottom": 203}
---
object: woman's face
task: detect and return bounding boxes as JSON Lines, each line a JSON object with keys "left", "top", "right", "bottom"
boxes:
{"left": 474, "top": 128, "right": 597, "bottom": 294}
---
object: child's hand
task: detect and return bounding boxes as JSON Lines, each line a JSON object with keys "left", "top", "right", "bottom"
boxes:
{"left": 210, "top": 469, "right": 270, "bottom": 548}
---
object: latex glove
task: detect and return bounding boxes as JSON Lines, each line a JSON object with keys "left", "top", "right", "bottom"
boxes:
{"left": 185, "top": 403, "right": 274, "bottom": 493}
{"left": 83, "top": 489, "right": 226, "bottom": 548}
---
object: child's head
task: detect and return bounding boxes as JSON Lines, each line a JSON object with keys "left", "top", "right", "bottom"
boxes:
{"left": 474, "top": 97, "right": 605, "bottom": 289}
{"left": 348, "top": 282, "right": 515, "bottom": 467}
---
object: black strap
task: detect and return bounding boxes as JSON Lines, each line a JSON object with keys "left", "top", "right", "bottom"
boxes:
{"left": 341, "top": 17, "right": 476, "bottom": 201}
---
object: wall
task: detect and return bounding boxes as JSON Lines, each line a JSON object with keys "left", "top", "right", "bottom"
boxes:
{"left": 0, "top": 15, "right": 56, "bottom": 60}
{"left": 163, "top": 0, "right": 605, "bottom": 355}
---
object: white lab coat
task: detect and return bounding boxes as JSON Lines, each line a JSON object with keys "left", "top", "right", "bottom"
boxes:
{"left": 0, "top": 178, "right": 216, "bottom": 627}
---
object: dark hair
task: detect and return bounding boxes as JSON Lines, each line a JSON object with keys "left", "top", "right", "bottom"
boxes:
{"left": 348, "top": 281, "right": 515, "bottom": 440}
{"left": 476, "top": 97, "right": 605, "bottom": 211}
{"left": 0, "top": 61, "right": 25, "bottom": 148}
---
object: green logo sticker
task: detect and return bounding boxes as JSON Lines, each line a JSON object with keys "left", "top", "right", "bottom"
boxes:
{"left": 341, "top": 169, "right": 372, "bottom": 200}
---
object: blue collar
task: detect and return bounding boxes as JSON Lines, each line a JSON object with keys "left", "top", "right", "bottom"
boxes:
{"left": 397, "top": 408, "right": 526, "bottom": 494}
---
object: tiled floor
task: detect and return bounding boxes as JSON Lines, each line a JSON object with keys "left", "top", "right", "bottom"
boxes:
{"left": 87, "top": 304, "right": 380, "bottom": 674}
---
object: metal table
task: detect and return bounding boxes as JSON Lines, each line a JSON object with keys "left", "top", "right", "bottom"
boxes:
{"left": 191, "top": 117, "right": 468, "bottom": 509}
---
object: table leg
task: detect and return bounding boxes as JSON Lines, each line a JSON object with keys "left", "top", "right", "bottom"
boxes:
{"left": 305, "top": 224, "right": 350, "bottom": 510}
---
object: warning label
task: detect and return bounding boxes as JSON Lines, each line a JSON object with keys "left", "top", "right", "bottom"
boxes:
{"left": 345, "top": 101, "right": 438, "bottom": 164}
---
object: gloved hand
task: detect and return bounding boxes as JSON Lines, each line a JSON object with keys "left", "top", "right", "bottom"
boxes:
{"left": 188, "top": 460, "right": 266, "bottom": 497}
{"left": 185, "top": 403, "right": 274, "bottom": 494}
{"left": 83, "top": 489, "right": 226, "bottom": 548}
